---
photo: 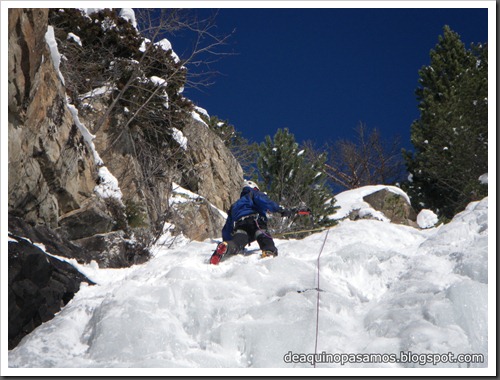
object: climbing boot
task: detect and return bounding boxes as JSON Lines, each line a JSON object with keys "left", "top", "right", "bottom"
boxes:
{"left": 261, "top": 250, "right": 278, "bottom": 259}
{"left": 210, "top": 242, "right": 228, "bottom": 265}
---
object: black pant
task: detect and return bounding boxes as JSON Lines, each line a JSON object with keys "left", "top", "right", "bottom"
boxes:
{"left": 225, "top": 216, "right": 277, "bottom": 256}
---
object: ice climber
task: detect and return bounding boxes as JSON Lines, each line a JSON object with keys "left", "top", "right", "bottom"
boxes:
{"left": 210, "top": 180, "right": 293, "bottom": 265}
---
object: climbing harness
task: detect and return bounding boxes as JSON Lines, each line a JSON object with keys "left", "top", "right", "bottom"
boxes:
{"left": 255, "top": 217, "right": 274, "bottom": 240}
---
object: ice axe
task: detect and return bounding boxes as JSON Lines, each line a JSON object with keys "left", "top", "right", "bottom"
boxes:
{"left": 286, "top": 203, "right": 312, "bottom": 229}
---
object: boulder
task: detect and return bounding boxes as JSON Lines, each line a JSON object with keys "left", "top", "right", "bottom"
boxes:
{"left": 169, "top": 197, "right": 226, "bottom": 241}
{"left": 9, "top": 215, "right": 87, "bottom": 262}
{"left": 362, "top": 189, "right": 418, "bottom": 227}
{"left": 57, "top": 197, "right": 118, "bottom": 240}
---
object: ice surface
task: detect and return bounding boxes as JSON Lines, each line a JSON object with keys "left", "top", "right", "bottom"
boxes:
{"left": 7, "top": 191, "right": 490, "bottom": 374}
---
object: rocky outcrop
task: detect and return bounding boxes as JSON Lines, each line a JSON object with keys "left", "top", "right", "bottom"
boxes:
{"left": 169, "top": 197, "right": 226, "bottom": 241}
{"left": 8, "top": 232, "right": 93, "bottom": 350}
{"left": 90, "top": 113, "right": 242, "bottom": 242}
{"left": 57, "top": 197, "right": 120, "bottom": 241}
{"left": 362, "top": 189, "right": 418, "bottom": 227}
{"left": 182, "top": 118, "right": 243, "bottom": 213}
{"left": 74, "top": 231, "right": 150, "bottom": 268}
{"left": 9, "top": 215, "right": 87, "bottom": 262}
{"left": 9, "top": 8, "right": 239, "bottom": 250}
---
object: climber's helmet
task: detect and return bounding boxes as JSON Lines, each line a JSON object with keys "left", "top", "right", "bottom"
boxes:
{"left": 243, "top": 180, "right": 259, "bottom": 191}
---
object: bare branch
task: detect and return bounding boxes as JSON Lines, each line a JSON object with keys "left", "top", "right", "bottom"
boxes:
{"left": 325, "top": 122, "right": 405, "bottom": 191}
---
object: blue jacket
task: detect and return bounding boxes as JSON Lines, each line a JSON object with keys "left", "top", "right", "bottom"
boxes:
{"left": 222, "top": 187, "right": 281, "bottom": 241}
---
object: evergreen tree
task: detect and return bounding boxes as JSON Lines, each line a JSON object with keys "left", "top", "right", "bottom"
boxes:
{"left": 403, "top": 26, "right": 488, "bottom": 219}
{"left": 257, "top": 128, "right": 337, "bottom": 236}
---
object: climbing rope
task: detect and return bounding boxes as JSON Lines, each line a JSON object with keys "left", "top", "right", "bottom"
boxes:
{"left": 313, "top": 228, "right": 330, "bottom": 368}
{"left": 273, "top": 227, "right": 327, "bottom": 238}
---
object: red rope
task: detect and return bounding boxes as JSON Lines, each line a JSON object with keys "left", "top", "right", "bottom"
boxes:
{"left": 314, "top": 228, "right": 330, "bottom": 368}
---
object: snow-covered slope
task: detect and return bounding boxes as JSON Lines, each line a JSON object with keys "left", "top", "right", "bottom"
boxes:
{"left": 7, "top": 193, "right": 490, "bottom": 374}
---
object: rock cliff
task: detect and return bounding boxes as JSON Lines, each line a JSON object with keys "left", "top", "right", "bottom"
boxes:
{"left": 8, "top": 8, "right": 242, "bottom": 260}
{"left": 8, "top": 8, "right": 243, "bottom": 349}
{"left": 8, "top": 9, "right": 98, "bottom": 229}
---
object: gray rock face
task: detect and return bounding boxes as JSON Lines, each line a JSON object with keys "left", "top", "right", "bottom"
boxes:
{"left": 8, "top": 8, "right": 97, "bottom": 229}
{"left": 57, "top": 198, "right": 118, "bottom": 241}
{"left": 182, "top": 118, "right": 243, "bottom": 213}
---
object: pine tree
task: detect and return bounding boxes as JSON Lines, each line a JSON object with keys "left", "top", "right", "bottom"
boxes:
{"left": 403, "top": 26, "right": 488, "bottom": 219}
{"left": 257, "top": 128, "right": 337, "bottom": 236}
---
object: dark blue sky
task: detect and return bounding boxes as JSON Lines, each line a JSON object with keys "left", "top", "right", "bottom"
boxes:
{"left": 176, "top": 7, "right": 488, "bottom": 151}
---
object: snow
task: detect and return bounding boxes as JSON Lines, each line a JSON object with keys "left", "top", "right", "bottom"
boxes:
{"left": 45, "top": 22, "right": 103, "bottom": 167}
{"left": 67, "top": 32, "right": 82, "bottom": 46}
{"left": 155, "top": 38, "right": 173, "bottom": 52}
{"left": 94, "top": 166, "right": 123, "bottom": 201}
{"left": 479, "top": 173, "right": 488, "bottom": 184}
{"left": 79, "top": 8, "right": 109, "bottom": 17}
{"left": 145, "top": 76, "right": 169, "bottom": 107}
{"left": 171, "top": 128, "right": 188, "bottom": 150}
{"left": 79, "top": 85, "right": 115, "bottom": 100}
{"left": 81, "top": 8, "right": 138, "bottom": 32}
{"left": 333, "top": 185, "right": 411, "bottom": 221}
{"left": 44, "top": 26, "right": 65, "bottom": 85}
{"left": 119, "top": 8, "right": 137, "bottom": 29}
{"left": 66, "top": 104, "right": 103, "bottom": 166}
{"left": 171, "top": 182, "right": 202, "bottom": 202}
{"left": 150, "top": 76, "right": 167, "bottom": 87}
{"left": 139, "top": 38, "right": 150, "bottom": 53}
{"left": 7, "top": 189, "right": 490, "bottom": 374}
{"left": 191, "top": 110, "right": 208, "bottom": 128}
{"left": 100, "top": 17, "right": 117, "bottom": 32}
{"left": 417, "top": 209, "right": 438, "bottom": 229}
{"left": 194, "top": 106, "right": 209, "bottom": 118}
{"left": 155, "top": 38, "right": 180, "bottom": 63}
